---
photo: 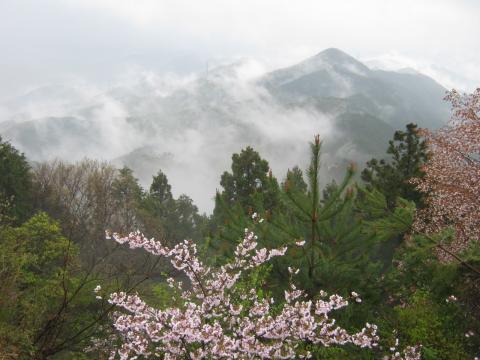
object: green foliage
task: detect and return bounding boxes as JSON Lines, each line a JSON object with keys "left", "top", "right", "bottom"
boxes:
{"left": 358, "top": 188, "right": 415, "bottom": 242}
{"left": 361, "top": 123, "right": 428, "bottom": 208}
{"left": 149, "top": 169, "right": 173, "bottom": 204}
{"left": 112, "top": 166, "right": 145, "bottom": 232}
{"left": 265, "top": 137, "right": 398, "bottom": 299}
{"left": 210, "top": 146, "right": 281, "bottom": 257}
{"left": 0, "top": 136, "right": 32, "bottom": 223}
{"left": 283, "top": 166, "right": 308, "bottom": 194}
{"left": 0, "top": 213, "right": 105, "bottom": 358}
{"left": 2, "top": 123, "right": 480, "bottom": 358}
{"left": 141, "top": 169, "right": 207, "bottom": 244}
{"left": 392, "top": 291, "right": 468, "bottom": 360}
{"left": 374, "top": 229, "right": 480, "bottom": 360}
{"left": 214, "top": 146, "right": 280, "bottom": 222}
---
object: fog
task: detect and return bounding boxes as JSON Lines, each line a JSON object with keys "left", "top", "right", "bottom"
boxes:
{"left": 1, "top": 0, "right": 478, "bottom": 212}
{"left": 1, "top": 0, "right": 479, "bottom": 101}
{"left": 0, "top": 60, "right": 336, "bottom": 212}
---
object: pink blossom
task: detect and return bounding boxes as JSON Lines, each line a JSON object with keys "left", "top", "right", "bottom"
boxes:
{"left": 101, "top": 229, "right": 419, "bottom": 359}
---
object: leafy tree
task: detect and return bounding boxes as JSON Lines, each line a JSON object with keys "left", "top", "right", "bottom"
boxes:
{"left": 0, "top": 136, "right": 32, "bottom": 223}
{"left": 0, "top": 211, "right": 157, "bottom": 359}
{"left": 0, "top": 213, "right": 101, "bottom": 358}
{"left": 362, "top": 123, "right": 428, "bottom": 209}
{"left": 392, "top": 290, "right": 469, "bottom": 360}
{"left": 30, "top": 160, "right": 164, "bottom": 318}
{"left": 375, "top": 229, "right": 480, "bottom": 360}
{"left": 32, "top": 159, "right": 118, "bottom": 255}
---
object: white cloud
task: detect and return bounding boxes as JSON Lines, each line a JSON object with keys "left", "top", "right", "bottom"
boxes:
{"left": 0, "top": 0, "right": 479, "bottom": 211}
{"left": 0, "top": 0, "right": 478, "bottom": 101}
{"left": 363, "top": 51, "right": 479, "bottom": 92}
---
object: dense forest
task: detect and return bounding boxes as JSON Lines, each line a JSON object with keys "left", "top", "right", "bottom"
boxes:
{"left": 1, "top": 88, "right": 479, "bottom": 359}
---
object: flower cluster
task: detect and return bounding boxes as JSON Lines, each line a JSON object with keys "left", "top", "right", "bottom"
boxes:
{"left": 387, "top": 346, "right": 422, "bottom": 360}
{"left": 383, "top": 333, "right": 422, "bottom": 360}
{"left": 104, "top": 226, "right": 419, "bottom": 359}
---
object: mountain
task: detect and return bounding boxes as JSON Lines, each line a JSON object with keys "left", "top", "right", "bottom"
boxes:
{"left": 255, "top": 48, "right": 449, "bottom": 179}
{"left": 262, "top": 48, "right": 371, "bottom": 96}
{"left": 0, "top": 48, "right": 451, "bottom": 212}
{"left": 261, "top": 48, "right": 448, "bottom": 129}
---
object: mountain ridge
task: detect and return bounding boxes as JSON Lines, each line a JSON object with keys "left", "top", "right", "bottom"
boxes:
{"left": 0, "top": 48, "right": 451, "bottom": 212}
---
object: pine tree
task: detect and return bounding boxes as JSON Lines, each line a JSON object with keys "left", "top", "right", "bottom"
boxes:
{"left": 361, "top": 123, "right": 428, "bottom": 209}
{"left": 262, "top": 136, "right": 415, "bottom": 298}
{"left": 266, "top": 136, "right": 370, "bottom": 292}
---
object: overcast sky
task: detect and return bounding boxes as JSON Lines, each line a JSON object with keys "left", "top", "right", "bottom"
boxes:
{"left": 0, "top": 0, "right": 479, "bottom": 99}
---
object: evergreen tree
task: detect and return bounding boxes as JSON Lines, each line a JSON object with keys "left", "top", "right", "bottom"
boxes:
{"left": 266, "top": 136, "right": 375, "bottom": 293}
{"left": 150, "top": 170, "right": 173, "bottom": 204}
{"left": 215, "top": 146, "right": 279, "bottom": 214}
{"left": 171, "top": 194, "right": 207, "bottom": 242}
{"left": 142, "top": 170, "right": 205, "bottom": 244}
{"left": 261, "top": 136, "right": 415, "bottom": 301}
{"left": 361, "top": 123, "right": 428, "bottom": 209}
{"left": 0, "top": 136, "right": 32, "bottom": 223}
{"left": 112, "top": 167, "right": 144, "bottom": 232}
{"left": 282, "top": 166, "right": 308, "bottom": 194}
{"left": 211, "top": 147, "right": 280, "bottom": 253}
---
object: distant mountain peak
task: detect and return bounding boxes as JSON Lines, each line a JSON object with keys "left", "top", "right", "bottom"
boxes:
{"left": 314, "top": 47, "right": 355, "bottom": 60}
{"left": 261, "top": 48, "right": 371, "bottom": 90}
{"left": 302, "top": 48, "right": 370, "bottom": 73}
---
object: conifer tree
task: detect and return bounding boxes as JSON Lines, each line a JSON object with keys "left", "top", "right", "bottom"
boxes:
{"left": 142, "top": 170, "right": 205, "bottom": 244}
{"left": 112, "top": 167, "right": 144, "bottom": 232}
{"left": 283, "top": 166, "right": 308, "bottom": 194}
{"left": 266, "top": 136, "right": 369, "bottom": 292}
{"left": 262, "top": 136, "right": 415, "bottom": 298}
{"left": 362, "top": 123, "right": 428, "bottom": 209}
{"left": 213, "top": 146, "right": 280, "bottom": 229}
{"left": 150, "top": 170, "right": 173, "bottom": 205}
{"left": 217, "top": 147, "right": 279, "bottom": 209}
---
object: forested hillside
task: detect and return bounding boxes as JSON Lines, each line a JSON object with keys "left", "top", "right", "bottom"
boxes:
{"left": 1, "top": 88, "right": 479, "bottom": 359}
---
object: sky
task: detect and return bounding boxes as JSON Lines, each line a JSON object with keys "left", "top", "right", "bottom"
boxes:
{"left": 0, "top": 0, "right": 479, "bottom": 212}
{"left": 0, "top": 0, "right": 479, "bottom": 100}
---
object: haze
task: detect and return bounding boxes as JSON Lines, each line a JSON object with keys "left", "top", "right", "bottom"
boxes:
{"left": 0, "top": 0, "right": 478, "bottom": 212}
{"left": 1, "top": 0, "right": 479, "bottom": 98}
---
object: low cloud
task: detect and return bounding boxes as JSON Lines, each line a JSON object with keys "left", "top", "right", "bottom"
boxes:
{"left": 363, "top": 52, "right": 479, "bottom": 92}
{"left": 0, "top": 61, "right": 334, "bottom": 213}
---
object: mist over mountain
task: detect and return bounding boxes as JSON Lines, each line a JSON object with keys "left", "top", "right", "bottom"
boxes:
{"left": 0, "top": 48, "right": 450, "bottom": 212}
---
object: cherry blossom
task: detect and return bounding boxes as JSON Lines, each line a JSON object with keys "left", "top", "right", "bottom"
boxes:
{"left": 412, "top": 88, "right": 480, "bottom": 254}
{"left": 102, "top": 224, "right": 420, "bottom": 359}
